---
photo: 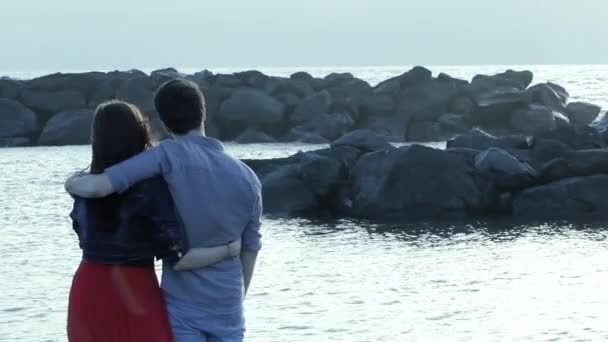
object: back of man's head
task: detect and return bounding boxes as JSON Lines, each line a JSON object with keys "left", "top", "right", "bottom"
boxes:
{"left": 154, "top": 79, "right": 206, "bottom": 135}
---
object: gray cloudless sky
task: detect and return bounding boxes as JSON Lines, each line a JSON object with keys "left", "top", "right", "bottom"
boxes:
{"left": 1, "top": 0, "right": 607, "bottom": 71}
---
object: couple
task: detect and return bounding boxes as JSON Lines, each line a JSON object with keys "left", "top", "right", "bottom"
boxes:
{"left": 65, "top": 79, "right": 262, "bottom": 342}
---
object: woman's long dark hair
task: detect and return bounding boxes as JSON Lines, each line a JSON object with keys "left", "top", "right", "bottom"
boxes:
{"left": 88, "top": 101, "right": 153, "bottom": 231}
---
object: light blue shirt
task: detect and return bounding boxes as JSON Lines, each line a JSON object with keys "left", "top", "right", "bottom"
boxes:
{"left": 106, "top": 135, "right": 262, "bottom": 307}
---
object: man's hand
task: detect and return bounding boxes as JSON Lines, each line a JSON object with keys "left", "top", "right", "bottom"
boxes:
{"left": 64, "top": 173, "right": 115, "bottom": 198}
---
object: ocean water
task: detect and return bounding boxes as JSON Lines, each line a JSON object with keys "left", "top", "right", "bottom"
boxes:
{"left": 3, "top": 64, "right": 608, "bottom": 110}
{"left": 3, "top": 144, "right": 608, "bottom": 341}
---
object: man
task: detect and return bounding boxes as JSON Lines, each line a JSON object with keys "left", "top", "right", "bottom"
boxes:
{"left": 65, "top": 79, "right": 262, "bottom": 342}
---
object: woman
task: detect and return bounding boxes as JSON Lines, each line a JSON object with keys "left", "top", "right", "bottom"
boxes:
{"left": 67, "top": 100, "right": 238, "bottom": 342}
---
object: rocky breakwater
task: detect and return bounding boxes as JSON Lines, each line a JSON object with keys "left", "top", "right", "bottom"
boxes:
{"left": 1, "top": 66, "right": 605, "bottom": 147}
{"left": 244, "top": 128, "right": 608, "bottom": 220}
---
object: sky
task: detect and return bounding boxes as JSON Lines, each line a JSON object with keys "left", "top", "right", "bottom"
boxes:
{"left": 1, "top": 0, "right": 607, "bottom": 72}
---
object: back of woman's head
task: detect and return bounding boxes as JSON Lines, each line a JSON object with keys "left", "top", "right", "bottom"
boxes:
{"left": 91, "top": 100, "right": 152, "bottom": 173}
{"left": 88, "top": 101, "right": 153, "bottom": 232}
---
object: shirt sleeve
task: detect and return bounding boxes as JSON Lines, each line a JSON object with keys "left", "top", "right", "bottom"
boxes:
{"left": 105, "top": 146, "right": 166, "bottom": 194}
{"left": 242, "top": 182, "right": 263, "bottom": 252}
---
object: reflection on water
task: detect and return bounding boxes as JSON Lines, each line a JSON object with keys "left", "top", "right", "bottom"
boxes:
{"left": 3, "top": 146, "right": 608, "bottom": 341}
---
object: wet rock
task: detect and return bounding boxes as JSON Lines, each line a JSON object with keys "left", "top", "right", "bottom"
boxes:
{"left": 261, "top": 165, "right": 319, "bottom": 215}
{"left": 540, "top": 149, "right": 608, "bottom": 182}
{"left": 526, "top": 83, "right": 567, "bottom": 113}
{"left": 0, "top": 99, "right": 38, "bottom": 138}
{"left": 1, "top": 137, "right": 31, "bottom": 147}
{"left": 350, "top": 145, "right": 496, "bottom": 219}
{"left": 38, "top": 109, "right": 94, "bottom": 146}
{"left": 290, "top": 90, "right": 332, "bottom": 125}
{"left": 447, "top": 129, "right": 529, "bottom": 150}
{"left": 218, "top": 89, "right": 285, "bottom": 137}
{"left": 331, "top": 129, "right": 393, "bottom": 153}
{"left": 512, "top": 175, "right": 608, "bottom": 218}
{"left": 0, "top": 79, "right": 22, "bottom": 99}
{"left": 471, "top": 87, "right": 531, "bottom": 126}
{"left": 566, "top": 101, "right": 601, "bottom": 126}
{"left": 21, "top": 89, "right": 86, "bottom": 115}
{"left": 511, "top": 105, "right": 563, "bottom": 135}
{"left": 359, "top": 94, "right": 396, "bottom": 118}
{"left": 474, "top": 148, "right": 538, "bottom": 189}
{"left": 293, "top": 112, "right": 355, "bottom": 141}
{"left": 534, "top": 125, "right": 606, "bottom": 150}
{"left": 115, "top": 76, "right": 158, "bottom": 114}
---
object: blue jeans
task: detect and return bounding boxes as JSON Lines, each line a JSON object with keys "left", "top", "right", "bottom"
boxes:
{"left": 165, "top": 294, "right": 245, "bottom": 342}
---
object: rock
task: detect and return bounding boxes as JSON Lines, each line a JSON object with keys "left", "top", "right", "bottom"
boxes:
{"left": 38, "top": 109, "right": 94, "bottom": 146}
{"left": 474, "top": 148, "right": 538, "bottom": 189}
{"left": 0, "top": 79, "right": 22, "bottom": 99}
{"left": 281, "top": 129, "right": 331, "bottom": 144}
{"left": 534, "top": 125, "right": 606, "bottom": 150}
{"left": 359, "top": 94, "right": 395, "bottom": 118}
{"left": 274, "top": 92, "right": 301, "bottom": 113}
{"left": 397, "top": 79, "right": 462, "bottom": 122}
{"left": 407, "top": 121, "right": 454, "bottom": 142}
{"left": 235, "top": 129, "right": 277, "bottom": 144}
{"left": 150, "top": 68, "right": 187, "bottom": 85}
{"left": 447, "top": 129, "right": 529, "bottom": 150}
{"left": 295, "top": 152, "right": 343, "bottom": 198}
{"left": 267, "top": 77, "right": 314, "bottom": 99}
{"left": 350, "top": 144, "right": 495, "bottom": 219}
{"left": 512, "top": 175, "right": 608, "bottom": 218}
{"left": 0, "top": 99, "right": 38, "bottom": 138}
{"left": 374, "top": 66, "right": 433, "bottom": 94}
{"left": 1, "top": 137, "right": 31, "bottom": 147}
{"left": 261, "top": 165, "right": 319, "bottom": 215}
{"left": 290, "top": 72, "right": 314, "bottom": 82}
{"left": 331, "top": 97, "right": 360, "bottom": 122}
{"left": 294, "top": 112, "right": 355, "bottom": 141}
{"left": 21, "top": 89, "right": 86, "bottom": 115}
{"left": 149, "top": 116, "right": 171, "bottom": 141}
{"left": 290, "top": 90, "right": 332, "bottom": 125}
{"left": 358, "top": 115, "right": 408, "bottom": 141}
{"left": 511, "top": 105, "right": 560, "bottom": 135}
{"left": 547, "top": 82, "right": 569, "bottom": 103}
{"left": 449, "top": 96, "right": 476, "bottom": 119}
{"left": 526, "top": 83, "right": 567, "bottom": 113}
{"left": 471, "top": 87, "right": 531, "bottom": 126}
{"left": 529, "top": 137, "right": 573, "bottom": 165}
{"left": 438, "top": 113, "right": 468, "bottom": 132}
{"left": 217, "top": 89, "right": 286, "bottom": 137}
{"left": 566, "top": 101, "right": 601, "bottom": 126}
{"left": 540, "top": 149, "right": 608, "bottom": 182}
{"left": 326, "top": 78, "right": 372, "bottom": 99}
{"left": 331, "top": 129, "right": 393, "bottom": 153}
{"left": 25, "top": 72, "right": 109, "bottom": 100}
{"left": 214, "top": 74, "right": 243, "bottom": 88}
{"left": 234, "top": 70, "right": 270, "bottom": 89}
{"left": 323, "top": 73, "right": 354, "bottom": 88}
{"left": 469, "top": 70, "right": 533, "bottom": 93}
{"left": 115, "top": 76, "right": 158, "bottom": 114}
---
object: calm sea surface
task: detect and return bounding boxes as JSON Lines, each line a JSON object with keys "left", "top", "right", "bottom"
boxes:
{"left": 2, "top": 65, "right": 608, "bottom": 341}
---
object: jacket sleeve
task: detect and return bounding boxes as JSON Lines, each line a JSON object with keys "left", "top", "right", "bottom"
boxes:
{"left": 146, "top": 180, "right": 188, "bottom": 265}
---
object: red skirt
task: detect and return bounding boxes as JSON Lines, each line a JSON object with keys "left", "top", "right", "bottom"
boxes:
{"left": 67, "top": 260, "right": 173, "bottom": 342}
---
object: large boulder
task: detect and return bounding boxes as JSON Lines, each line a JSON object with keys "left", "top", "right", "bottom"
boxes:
{"left": 217, "top": 89, "right": 286, "bottom": 137}
{"left": 25, "top": 72, "right": 109, "bottom": 100}
{"left": 1, "top": 137, "right": 32, "bottom": 147}
{"left": 0, "top": 79, "right": 22, "bottom": 99}
{"left": 38, "top": 109, "right": 94, "bottom": 146}
{"left": 468, "top": 70, "right": 533, "bottom": 93}
{"left": 292, "top": 112, "right": 355, "bottom": 141}
{"left": 512, "top": 175, "right": 608, "bottom": 218}
{"left": 281, "top": 129, "right": 331, "bottom": 144}
{"left": 533, "top": 125, "right": 606, "bottom": 150}
{"left": 474, "top": 148, "right": 538, "bottom": 189}
{"left": 234, "top": 70, "right": 270, "bottom": 89}
{"left": 266, "top": 77, "right": 314, "bottom": 99}
{"left": 350, "top": 144, "right": 496, "bottom": 219}
{"left": 331, "top": 129, "right": 393, "bottom": 153}
{"left": 511, "top": 105, "right": 566, "bottom": 135}
{"left": 0, "top": 99, "right": 38, "bottom": 138}
{"left": 358, "top": 115, "right": 408, "bottom": 142}
{"left": 540, "top": 149, "right": 608, "bottom": 182}
{"left": 566, "top": 101, "right": 601, "bottom": 126}
{"left": 396, "top": 79, "right": 462, "bottom": 122}
{"left": 359, "top": 94, "right": 395, "bottom": 118}
{"left": 21, "top": 89, "right": 86, "bottom": 115}
{"left": 261, "top": 165, "right": 319, "bottom": 215}
{"left": 526, "top": 83, "right": 567, "bottom": 113}
{"left": 471, "top": 87, "right": 531, "bottom": 126}
{"left": 374, "top": 66, "right": 433, "bottom": 95}
{"left": 546, "top": 82, "right": 569, "bottom": 103}
{"left": 115, "top": 76, "right": 159, "bottom": 114}
{"left": 290, "top": 90, "right": 332, "bottom": 124}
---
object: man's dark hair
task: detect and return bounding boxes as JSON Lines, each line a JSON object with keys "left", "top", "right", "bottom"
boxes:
{"left": 154, "top": 78, "right": 206, "bottom": 135}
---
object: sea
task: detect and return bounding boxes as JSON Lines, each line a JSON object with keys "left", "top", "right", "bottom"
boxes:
{"left": 2, "top": 65, "right": 608, "bottom": 341}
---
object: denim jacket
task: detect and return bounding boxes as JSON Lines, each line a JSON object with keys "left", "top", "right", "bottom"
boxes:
{"left": 70, "top": 177, "right": 188, "bottom": 266}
